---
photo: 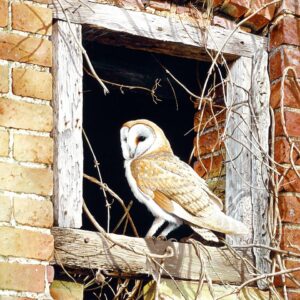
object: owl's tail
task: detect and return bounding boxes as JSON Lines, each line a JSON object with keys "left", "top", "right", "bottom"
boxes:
{"left": 189, "top": 210, "right": 249, "bottom": 236}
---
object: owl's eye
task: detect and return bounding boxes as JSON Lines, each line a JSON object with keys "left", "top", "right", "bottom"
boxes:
{"left": 137, "top": 135, "right": 146, "bottom": 143}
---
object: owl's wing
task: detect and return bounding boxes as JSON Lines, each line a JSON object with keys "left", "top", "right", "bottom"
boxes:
{"left": 131, "top": 153, "right": 248, "bottom": 235}
{"left": 131, "top": 153, "right": 223, "bottom": 215}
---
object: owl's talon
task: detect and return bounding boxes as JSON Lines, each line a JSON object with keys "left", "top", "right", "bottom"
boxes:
{"left": 145, "top": 235, "right": 156, "bottom": 241}
{"left": 157, "top": 235, "right": 167, "bottom": 241}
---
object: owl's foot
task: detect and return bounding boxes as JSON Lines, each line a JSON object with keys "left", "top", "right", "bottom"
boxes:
{"left": 157, "top": 235, "right": 167, "bottom": 241}
{"left": 145, "top": 235, "right": 157, "bottom": 241}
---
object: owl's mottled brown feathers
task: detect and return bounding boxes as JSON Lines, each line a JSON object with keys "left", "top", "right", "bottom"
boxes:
{"left": 131, "top": 151, "right": 223, "bottom": 216}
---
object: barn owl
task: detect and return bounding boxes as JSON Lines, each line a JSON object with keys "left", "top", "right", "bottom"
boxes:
{"left": 120, "top": 119, "right": 248, "bottom": 238}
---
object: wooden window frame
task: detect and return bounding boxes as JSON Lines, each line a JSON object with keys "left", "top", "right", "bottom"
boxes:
{"left": 51, "top": 0, "right": 270, "bottom": 286}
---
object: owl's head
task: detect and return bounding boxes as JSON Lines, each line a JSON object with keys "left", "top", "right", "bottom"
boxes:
{"left": 120, "top": 119, "right": 173, "bottom": 160}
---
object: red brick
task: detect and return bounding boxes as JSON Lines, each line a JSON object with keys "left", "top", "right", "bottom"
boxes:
{"left": 0, "top": 32, "right": 52, "bottom": 67}
{"left": 277, "top": 0, "right": 300, "bottom": 17}
{"left": 194, "top": 129, "right": 224, "bottom": 156}
{"left": 274, "top": 259, "right": 300, "bottom": 288}
{"left": 270, "top": 78, "right": 300, "bottom": 109}
{"left": 280, "top": 169, "right": 300, "bottom": 193}
{"left": 221, "top": 0, "right": 250, "bottom": 18}
{"left": 269, "top": 47, "right": 300, "bottom": 81}
{"left": 244, "top": 13, "right": 268, "bottom": 31}
{"left": 0, "top": 0, "right": 8, "bottom": 28}
{"left": 269, "top": 17, "right": 300, "bottom": 50}
{"left": 149, "top": 0, "right": 171, "bottom": 11}
{"left": 194, "top": 107, "right": 226, "bottom": 131}
{"left": 0, "top": 98, "right": 53, "bottom": 132}
{"left": 12, "top": 4, "right": 52, "bottom": 35}
{"left": 0, "top": 262, "right": 45, "bottom": 292}
{"left": 212, "top": 0, "right": 224, "bottom": 7}
{"left": 282, "top": 260, "right": 300, "bottom": 288}
{"left": 0, "top": 65, "right": 9, "bottom": 93}
{"left": 12, "top": 68, "right": 53, "bottom": 100}
{"left": 287, "top": 291, "right": 300, "bottom": 300}
{"left": 47, "top": 266, "right": 55, "bottom": 284}
{"left": 279, "top": 196, "right": 300, "bottom": 223}
{"left": 194, "top": 154, "right": 224, "bottom": 179}
{"left": 275, "top": 111, "right": 300, "bottom": 137}
{"left": 176, "top": 6, "right": 190, "bottom": 14}
{"left": 212, "top": 15, "right": 236, "bottom": 30}
{"left": 244, "top": 0, "right": 276, "bottom": 31}
{"left": 281, "top": 227, "right": 300, "bottom": 252}
{"left": 274, "top": 139, "right": 300, "bottom": 165}
{"left": 0, "top": 227, "right": 53, "bottom": 260}
{"left": 121, "top": 0, "right": 143, "bottom": 11}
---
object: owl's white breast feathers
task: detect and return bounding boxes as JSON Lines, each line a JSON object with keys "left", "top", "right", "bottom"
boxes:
{"left": 124, "top": 160, "right": 181, "bottom": 224}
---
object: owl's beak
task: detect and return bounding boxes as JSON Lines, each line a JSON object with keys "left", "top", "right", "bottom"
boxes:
{"left": 129, "top": 148, "right": 136, "bottom": 159}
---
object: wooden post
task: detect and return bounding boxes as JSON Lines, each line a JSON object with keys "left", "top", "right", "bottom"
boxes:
{"left": 52, "top": 20, "right": 83, "bottom": 228}
{"left": 225, "top": 56, "right": 253, "bottom": 248}
{"left": 225, "top": 52, "right": 271, "bottom": 287}
{"left": 251, "top": 48, "right": 271, "bottom": 287}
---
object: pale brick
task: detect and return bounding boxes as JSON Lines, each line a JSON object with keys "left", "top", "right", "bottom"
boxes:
{"left": 50, "top": 281, "right": 84, "bottom": 300}
{"left": 0, "top": 195, "right": 11, "bottom": 222}
{"left": 0, "top": 0, "right": 8, "bottom": 28}
{"left": 12, "top": 68, "right": 52, "bottom": 100}
{"left": 0, "top": 130, "right": 9, "bottom": 156}
{"left": 47, "top": 265, "right": 55, "bottom": 284}
{"left": 0, "top": 162, "right": 53, "bottom": 196}
{"left": 0, "top": 262, "right": 45, "bottom": 292}
{"left": 0, "top": 65, "right": 9, "bottom": 93}
{"left": 14, "top": 134, "right": 53, "bottom": 164}
{"left": 12, "top": 3, "right": 52, "bottom": 35}
{"left": 0, "top": 297, "right": 33, "bottom": 300}
{"left": 0, "top": 227, "right": 53, "bottom": 260}
{"left": 14, "top": 198, "right": 53, "bottom": 228}
{"left": 0, "top": 32, "right": 52, "bottom": 67}
{"left": 0, "top": 98, "right": 53, "bottom": 132}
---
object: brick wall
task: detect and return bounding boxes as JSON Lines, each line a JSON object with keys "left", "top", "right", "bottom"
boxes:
{"left": 0, "top": 0, "right": 54, "bottom": 299}
{"left": 193, "top": 94, "right": 226, "bottom": 200}
{"left": 118, "top": 0, "right": 277, "bottom": 33}
{"left": 192, "top": 0, "right": 299, "bottom": 298}
{"left": 269, "top": 1, "right": 300, "bottom": 298}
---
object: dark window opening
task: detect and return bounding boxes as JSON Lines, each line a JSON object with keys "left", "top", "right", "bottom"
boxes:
{"left": 82, "top": 41, "right": 221, "bottom": 239}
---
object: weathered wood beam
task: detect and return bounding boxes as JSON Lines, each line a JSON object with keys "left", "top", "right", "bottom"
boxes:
{"left": 250, "top": 48, "right": 271, "bottom": 288}
{"left": 52, "top": 227, "right": 253, "bottom": 284}
{"left": 225, "top": 56, "right": 253, "bottom": 249}
{"left": 51, "top": 0, "right": 267, "bottom": 62}
{"left": 52, "top": 20, "right": 83, "bottom": 228}
{"left": 225, "top": 53, "right": 271, "bottom": 286}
